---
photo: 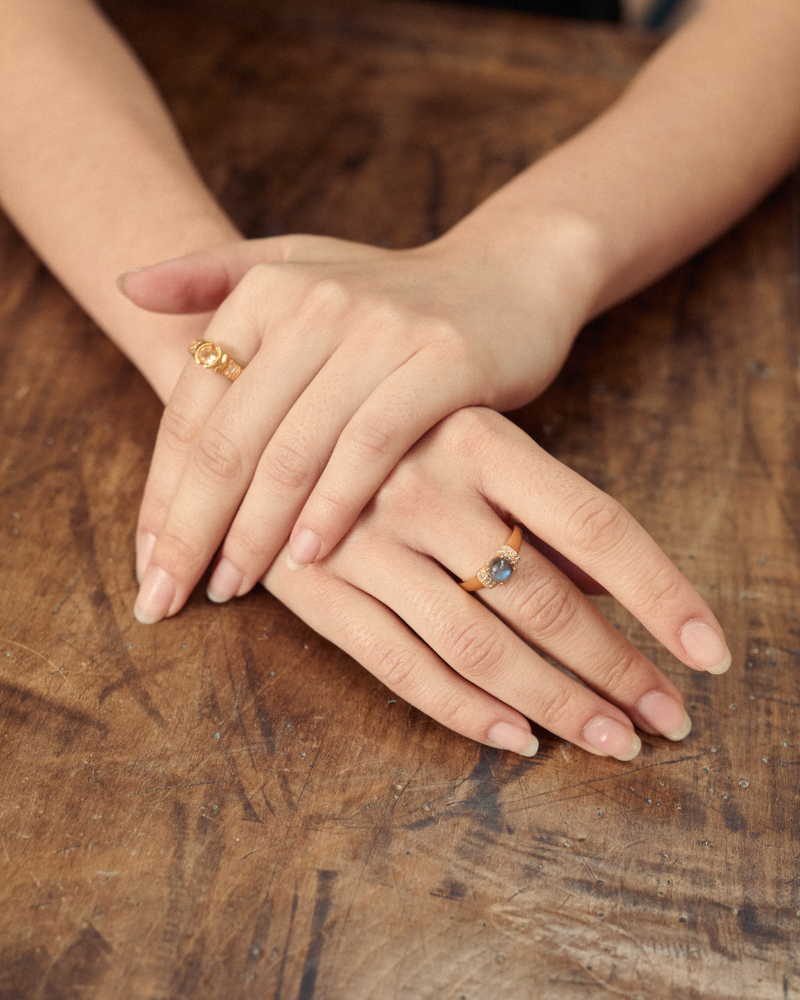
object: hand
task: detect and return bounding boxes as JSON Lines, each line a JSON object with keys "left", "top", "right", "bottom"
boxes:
{"left": 123, "top": 224, "right": 600, "bottom": 623}
{"left": 260, "top": 408, "right": 731, "bottom": 760}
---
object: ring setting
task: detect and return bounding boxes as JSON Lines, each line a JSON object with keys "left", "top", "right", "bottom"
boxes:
{"left": 188, "top": 340, "right": 243, "bottom": 381}
{"left": 461, "top": 526, "right": 522, "bottom": 592}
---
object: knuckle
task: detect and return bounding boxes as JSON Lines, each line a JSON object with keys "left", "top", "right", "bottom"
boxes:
{"left": 439, "top": 407, "right": 498, "bottom": 457}
{"left": 239, "top": 261, "right": 278, "bottom": 293}
{"left": 159, "top": 400, "right": 199, "bottom": 451}
{"left": 429, "top": 318, "right": 466, "bottom": 356}
{"left": 447, "top": 619, "right": 505, "bottom": 682}
{"left": 639, "top": 563, "right": 685, "bottom": 613}
{"left": 225, "top": 525, "right": 270, "bottom": 568}
{"left": 566, "top": 494, "right": 630, "bottom": 560}
{"left": 599, "top": 647, "right": 643, "bottom": 695}
{"left": 378, "top": 465, "right": 429, "bottom": 517}
{"left": 262, "top": 441, "right": 315, "bottom": 493}
{"left": 374, "top": 645, "right": 420, "bottom": 694}
{"left": 536, "top": 683, "right": 575, "bottom": 733}
{"left": 344, "top": 416, "right": 395, "bottom": 461}
{"left": 310, "top": 482, "right": 352, "bottom": 516}
{"left": 303, "top": 276, "right": 352, "bottom": 319}
{"left": 428, "top": 688, "right": 475, "bottom": 734}
{"left": 513, "top": 579, "right": 576, "bottom": 639}
{"left": 228, "top": 263, "right": 280, "bottom": 321}
{"left": 155, "top": 527, "right": 200, "bottom": 572}
{"left": 194, "top": 425, "right": 246, "bottom": 483}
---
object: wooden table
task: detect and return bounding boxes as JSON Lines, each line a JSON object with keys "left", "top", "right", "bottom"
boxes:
{"left": 2, "top": 1, "right": 799, "bottom": 996}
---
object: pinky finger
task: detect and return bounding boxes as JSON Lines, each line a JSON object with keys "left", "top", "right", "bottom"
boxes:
{"left": 262, "top": 555, "right": 540, "bottom": 758}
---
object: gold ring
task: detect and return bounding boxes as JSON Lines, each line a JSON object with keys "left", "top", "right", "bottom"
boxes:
{"left": 188, "top": 340, "right": 244, "bottom": 381}
{"left": 460, "top": 525, "right": 522, "bottom": 592}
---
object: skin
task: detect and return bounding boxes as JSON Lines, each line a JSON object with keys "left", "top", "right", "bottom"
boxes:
{"left": 120, "top": 0, "right": 800, "bottom": 623}
{"left": 4, "top": 0, "right": 795, "bottom": 758}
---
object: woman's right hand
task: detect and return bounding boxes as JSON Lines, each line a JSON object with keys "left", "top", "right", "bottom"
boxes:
{"left": 259, "top": 408, "right": 730, "bottom": 761}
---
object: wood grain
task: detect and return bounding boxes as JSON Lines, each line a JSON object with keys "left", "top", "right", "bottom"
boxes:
{"left": 1, "top": 1, "right": 799, "bottom": 997}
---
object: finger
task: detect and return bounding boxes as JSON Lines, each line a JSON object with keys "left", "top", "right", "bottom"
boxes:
{"left": 134, "top": 326, "right": 331, "bottom": 624}
{"left": 461, "top": 409, "right": 732, "bottom": 675}
{"left": 261, "top": 549, "right": 540, "bottom": 758}
{"left": 326, "top": 529, "right": 643, "bottom": 761}
{"left": 524, "top": 528, "right": 607, "bottom": 595}
{"left": 135, "top": 359, "right": 229, "bottom": 583}
{"left": 206, "top": 341, "right": 406, "bottom": 602}
{"left": 286, "top": 346, "right": 471, "bottom": 569}
{"left": 119, "top": 235, "right": 384, "bottom": 313}
{"left": 421, "top": 517, "right": 692, "bottom": 743}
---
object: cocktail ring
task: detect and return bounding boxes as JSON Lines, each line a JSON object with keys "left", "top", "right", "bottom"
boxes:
{"left": 188, "top": 340, "right": 244, "bottom": 381}
{"left": 460, "top": 525, "right": 522, "bottom": 592}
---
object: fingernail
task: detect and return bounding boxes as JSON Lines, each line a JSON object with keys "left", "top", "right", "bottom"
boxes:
{"left": 583, "top": 715, "right": 641, "bottom": 761}
{"left": 134, "top": 566, "right": 175, "bottom": 624}
{"left": 287, "top": 528, "right": 322, "bottom": 571}
{"left": 636, "top": 690, "right": 692, "bottom": 741}
{"left": 136, "top": 531, "right": 157, "bottom": 584}
{"left": 116, "top": 267, "right": 144, "bottom": 297}
{"left": 207, "top": 557, "right": 244, "bottom": 604}
{"left": 680, "top": 620, "right": 731, "bottom": 673}
{"left": 487, "top": 722, "right": 539, "bottom": 757}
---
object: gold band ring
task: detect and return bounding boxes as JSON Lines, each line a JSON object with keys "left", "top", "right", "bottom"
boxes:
{"left": 188, "top": 340, "right": 244, "bottom": 381}
{"left": 460, "top": 525, "right": 522, "bottom": 592}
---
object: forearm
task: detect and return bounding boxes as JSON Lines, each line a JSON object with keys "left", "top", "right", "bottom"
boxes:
{"left": 448, "top": 0, "right": 800, "bottom": 325}
{"left": 0, "top": 0, "right": 239, "bottom": 401}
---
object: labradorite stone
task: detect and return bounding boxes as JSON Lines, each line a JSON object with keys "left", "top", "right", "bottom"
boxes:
{"left": 488, "top": 556, "right": 513, "bottom": 583}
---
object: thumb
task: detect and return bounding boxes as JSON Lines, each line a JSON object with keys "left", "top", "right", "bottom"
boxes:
{"left": 117, "top": 238, "right": 288, "bottom": 314}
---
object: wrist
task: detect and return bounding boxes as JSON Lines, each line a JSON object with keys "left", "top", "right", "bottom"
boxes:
{"left": 435, "top": 195, "right": 609, "bottom": 349}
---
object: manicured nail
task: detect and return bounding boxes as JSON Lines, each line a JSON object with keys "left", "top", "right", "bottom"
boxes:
{"left": 134, "top": 566, "right": 175, "bottom": 624}
{"left": 487, "top": 722, "right": 539, "bottom": 757}
{"left": 136, "top": 531, "right": 157, "bottom": 584}
{"left": 287, "top": 528, "right": 322, "bottom": 571}
{"left": 583, "top": 715, "right": 641, "bottom": 761}
{"left": 207, "top": 557, "right": 244, "bottom": 604}
{"left": 116, "top": 267, "right": 145, "bottom": 297}
{"left": 636, "top": 690, "right": 692, "bottom": 741}
{"left": 680, "top": 620, "right": 731, "bottom": 673}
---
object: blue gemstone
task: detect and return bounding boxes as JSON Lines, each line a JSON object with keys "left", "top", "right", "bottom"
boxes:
{"left": 488, "top": 556, "right": 513, "bottom": 583}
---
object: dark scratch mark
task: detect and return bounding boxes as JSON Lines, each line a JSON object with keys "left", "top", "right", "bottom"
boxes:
{"left": 298, "top": 870, "right": 338, "bottom": 1000}
{"left": 0, "top": 680, "right": 107, "bottom": 734}
{"left": 430, "top": 879, "right": 466, "bottom": 901}
{"left": 241, "top": 849, "right": 261, "bottom": 860}
{"left": 39, "top": 923, "right": 112, "bottom": 995}
{"left": 742, "top": 402, "right": 800, "bottom": 545}
{"left": 406, "top": 815, "right": 438, "bottom": 831}
{"left": 51, "top": 571, "right": 81, "bottom": 615}
{"left": 54, "top": 844, "right": 81, "bottom": 855}
{"left": 272, "top": 884, "right": 299, "bottom": 1000}
{"left": 68, "top": 482, "right": 165, "bottom": 727}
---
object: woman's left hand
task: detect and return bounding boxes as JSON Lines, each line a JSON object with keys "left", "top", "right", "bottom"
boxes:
{"left": 124, "top": 224, "right": 600, "bottom": 624}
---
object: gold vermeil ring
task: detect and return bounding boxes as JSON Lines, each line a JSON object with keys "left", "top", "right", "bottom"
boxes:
{"left": 460, "top": 525, "right": 522, "bottom": 592}
{"left": 188, "top": 339, "right": 244, "bottom": 382}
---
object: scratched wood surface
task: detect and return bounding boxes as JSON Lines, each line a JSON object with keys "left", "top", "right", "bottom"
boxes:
{"left": 1, "top": 1, "right": 799, "bottom": 997}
